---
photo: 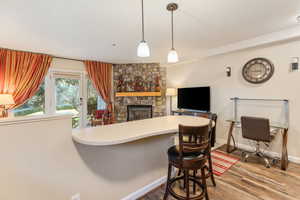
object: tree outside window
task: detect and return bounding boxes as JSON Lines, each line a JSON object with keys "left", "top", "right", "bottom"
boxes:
{"left": 87, "top": 79, "right": 106, "bottom": 126}
{"left": 13, "top": 82, "right": 45, "bottom": 116}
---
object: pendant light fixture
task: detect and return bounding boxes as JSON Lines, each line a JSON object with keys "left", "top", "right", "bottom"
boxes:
{"left": 137, "top": 0, "right": 150, "bottom": 57}
{"left": 167, "top": 3, "right": 179, "bottom": 63}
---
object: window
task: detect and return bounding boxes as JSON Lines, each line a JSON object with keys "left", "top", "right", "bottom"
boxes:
{"left": 86, "top": 79, "right": 106, "bottom": 126}
{"left": 13, "top": 82, "right": 45, "bottom": 117}
{"left": 55, "top": 77, "right": 81, "bottom": 128}
{"left": 12, "top": 71, "right": 108, "bottom": 128}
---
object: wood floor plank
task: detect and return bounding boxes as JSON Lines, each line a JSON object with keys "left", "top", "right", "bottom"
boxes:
{"left": 138, "top": 145, "right": 300, "bottom": 200}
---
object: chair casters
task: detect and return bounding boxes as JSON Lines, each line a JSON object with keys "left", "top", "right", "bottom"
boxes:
{"left": 262, "top": 157, "right": 271, "bottom": 168}
{"left": 241, "top": 152, "right": 249, "bottom": 162}
{"left": 242, "top": 151, "right": 277, "bottom": 168}
{"left": 271, "top": 157, "right": 280, "bottom": 166}
{"left": 257, "top": 152, "right": 271, "bottom": 168}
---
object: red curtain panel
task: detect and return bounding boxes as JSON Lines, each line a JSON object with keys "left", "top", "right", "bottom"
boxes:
{"left": 0, "top": 49, "right": 52, "bottom": 109}
{"left": 84, "top": 60, "right": 114, "bottom": 123}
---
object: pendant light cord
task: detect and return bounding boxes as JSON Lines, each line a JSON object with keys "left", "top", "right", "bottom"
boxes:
{"left": 141, "top": 0, "right": 145, "bottom": 42}
{"left": 171, "top": 10, "right": 174, "bottom": 49}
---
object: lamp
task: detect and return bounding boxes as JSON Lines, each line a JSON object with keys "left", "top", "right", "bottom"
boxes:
{"left": 137, "top": 41, "right": 150, "bottom": 57}
{"left": 168, "top": 49, "right": 179, "bottom": 63}
{"left": 137, "top": 0, "right": 150, "bottom": 57}
{"left": 226, "top": 66, "right": 231, "bottom": 77}
{"left": 291, "top": 57, "right": 299, "bottom": 71}
{"left": 166, "top": 88, "right": 177, "bottom": 114}
{"left": 167, "top": 3, "right": 179, "bottom": 63}
{"left": 0, "top": 94, "right": 15, "bottom": 118}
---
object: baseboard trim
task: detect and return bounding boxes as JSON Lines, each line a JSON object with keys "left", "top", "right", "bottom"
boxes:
{"left": 217, "top": 139, "right": 300, "bottom": 164}
{"left": 121, "top": 176, "right": 167, "bottom": 200}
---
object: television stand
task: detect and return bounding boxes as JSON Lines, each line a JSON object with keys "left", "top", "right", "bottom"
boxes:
{"left": 171, "top": 109, "right": 217, "bottom": 147}
{"left": 172, "top": 109, "right": 210, "bottom": 116}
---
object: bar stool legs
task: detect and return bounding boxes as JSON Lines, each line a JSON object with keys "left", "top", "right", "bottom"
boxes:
{"left": 184, "top": 170, "right": 190, "bottom": 199}
{"left": 193, "top": 170, "right": 197, "bottom": 194}
{"left": 164, "top": 166, "right": 209, "bottom": 200}
{"left": 201, "top": 168, "right": 209, "bottom": 200}
{"left": 208, "top": 153, "right": 216, "bottom": 187}
{"left": 177, "top": 153, "right": 216, "bottom": 188}
{"left": 163, "top": 164, "right": 172, "bottom": 200}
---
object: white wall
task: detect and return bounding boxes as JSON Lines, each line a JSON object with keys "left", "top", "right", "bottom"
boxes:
{"left": 50, "top": 58, "right": 85, "bottom": 71}
{"left": 167, "top": 39, "right": 300, "bottom": 161}
{"left": 0, "top": 115, "right": 171, "bottom": 200}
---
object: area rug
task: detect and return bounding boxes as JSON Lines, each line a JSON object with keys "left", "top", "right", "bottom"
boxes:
{"left": 211, "top": 150, "right": 240, "bottom": 176}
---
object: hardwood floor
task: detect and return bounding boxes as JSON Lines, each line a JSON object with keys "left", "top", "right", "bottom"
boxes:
{"left": 138, "top": 145, "right": 300, "bottom": 200}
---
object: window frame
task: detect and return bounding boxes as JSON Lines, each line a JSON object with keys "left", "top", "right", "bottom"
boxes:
{"left": 12, "top": 68, "right": 106, "bottom": 129}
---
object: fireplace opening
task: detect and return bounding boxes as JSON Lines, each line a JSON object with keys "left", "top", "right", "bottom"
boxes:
{"left": 127, "top": 105, "right": 153, "bottom": 121}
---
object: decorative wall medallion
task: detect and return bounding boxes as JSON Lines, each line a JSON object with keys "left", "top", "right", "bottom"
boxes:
{"left": 242, "top": 58, "right": 274, "bottom": 84}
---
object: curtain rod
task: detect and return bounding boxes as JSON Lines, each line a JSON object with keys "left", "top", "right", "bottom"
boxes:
{"left": 53, "top": 56, "right": 84, "bottom": 62}
{"left": 0, "top": 46, "right": 109, "bottom": 63}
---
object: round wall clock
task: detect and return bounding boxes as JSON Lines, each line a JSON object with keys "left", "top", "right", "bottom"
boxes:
{"left": 242, "top": 58, "right": 274, "bottom": 84}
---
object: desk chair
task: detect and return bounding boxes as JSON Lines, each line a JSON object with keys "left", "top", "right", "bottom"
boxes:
{"left": 241, "top": 116, "right": 275, "bottom": 168}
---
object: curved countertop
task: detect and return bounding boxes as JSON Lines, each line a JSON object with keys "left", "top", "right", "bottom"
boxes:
{"left": 72, "top": 115, "right": 211, "bottom": 146}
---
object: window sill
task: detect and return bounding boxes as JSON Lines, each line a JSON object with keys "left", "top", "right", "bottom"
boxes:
{"left": 0, "top": 114, "right": 72, "bottom": 126}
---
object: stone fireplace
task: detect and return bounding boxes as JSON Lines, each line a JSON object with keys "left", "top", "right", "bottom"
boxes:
{"left": 113, "top": 63, "right": 166, "bottom": 123}
{"left": 127, "top": 105, "right": 152, "bottom": 121}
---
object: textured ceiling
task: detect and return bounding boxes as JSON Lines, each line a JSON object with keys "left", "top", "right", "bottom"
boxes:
{"left": 1, "top": 0, "right": 300, "bottom": 64}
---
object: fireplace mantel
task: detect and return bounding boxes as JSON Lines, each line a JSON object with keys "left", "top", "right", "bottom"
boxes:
{"left": 115, "top": 91, "right": 161, "bottom": 97}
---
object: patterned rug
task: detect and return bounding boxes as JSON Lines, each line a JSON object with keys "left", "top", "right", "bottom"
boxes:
{"left": 211, "top": 150, "right": 240, "bottom": 176}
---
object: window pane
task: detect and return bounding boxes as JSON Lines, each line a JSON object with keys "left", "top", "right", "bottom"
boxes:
{"left": 14, "top": 82, "right": 45, "bottom": 117}
{"left": 55, "top": 78, "right": 80, "bottom": 128}
{"left": 87, "top": 79, "right": 106, "bottom": 126}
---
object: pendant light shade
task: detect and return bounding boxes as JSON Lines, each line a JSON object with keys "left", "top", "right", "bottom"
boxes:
{"left": 137, "top": 41, "right": 150, "bottom": 57}
{"left": 168, "top": 48, "right": 179, "bottom": 63}
{"left": 137, "top": 0, "right": 150, "bottom": 57}
{"left": 167, "top": 3, "right": 179, "bottom": 63}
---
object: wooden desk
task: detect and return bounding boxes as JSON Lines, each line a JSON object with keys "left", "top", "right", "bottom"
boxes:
{"left": 226, "top": 120, "right": 289, "bottom": 170}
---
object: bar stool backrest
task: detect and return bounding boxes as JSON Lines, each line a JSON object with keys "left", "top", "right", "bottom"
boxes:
{"left": 195, "top": 112, "right": 217, "bottom": 147}
{"left": 178, "top": 124, "right": 210, "bottom": 158}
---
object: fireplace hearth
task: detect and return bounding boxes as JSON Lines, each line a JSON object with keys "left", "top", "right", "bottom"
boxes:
{"left": 127, "top": 105, "right": 153, "bottom": 121}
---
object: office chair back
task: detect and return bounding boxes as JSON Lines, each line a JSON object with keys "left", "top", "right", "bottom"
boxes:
{"left": 241, "top": 116, "right": 271, "bottom": 142}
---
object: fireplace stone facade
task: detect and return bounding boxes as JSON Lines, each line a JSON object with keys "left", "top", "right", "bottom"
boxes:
{"left": 113, "top": 63, "right": 166, "bottom": 123}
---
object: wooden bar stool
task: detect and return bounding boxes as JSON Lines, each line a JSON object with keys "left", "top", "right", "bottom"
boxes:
{"left": 164, "top": 124, "right": 210, "bottom": 200}
{"left": 177, "top": 114, "right": 216, "bottom": 187}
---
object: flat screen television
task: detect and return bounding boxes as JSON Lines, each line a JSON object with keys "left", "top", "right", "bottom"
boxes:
{"left": 177, "top": 87, "right": 210, "bottom": 112}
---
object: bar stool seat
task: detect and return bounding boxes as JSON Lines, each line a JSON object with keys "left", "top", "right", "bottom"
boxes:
{"left": 168, "top": 145, "right": 204, "bottom": 162}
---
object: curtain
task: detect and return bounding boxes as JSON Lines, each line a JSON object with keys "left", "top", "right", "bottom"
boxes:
{"left": 0, "top": 49, "right": 52, "bottom": 109}
{"left": 84, "top": 60, "right": 114, "bottom": 123}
